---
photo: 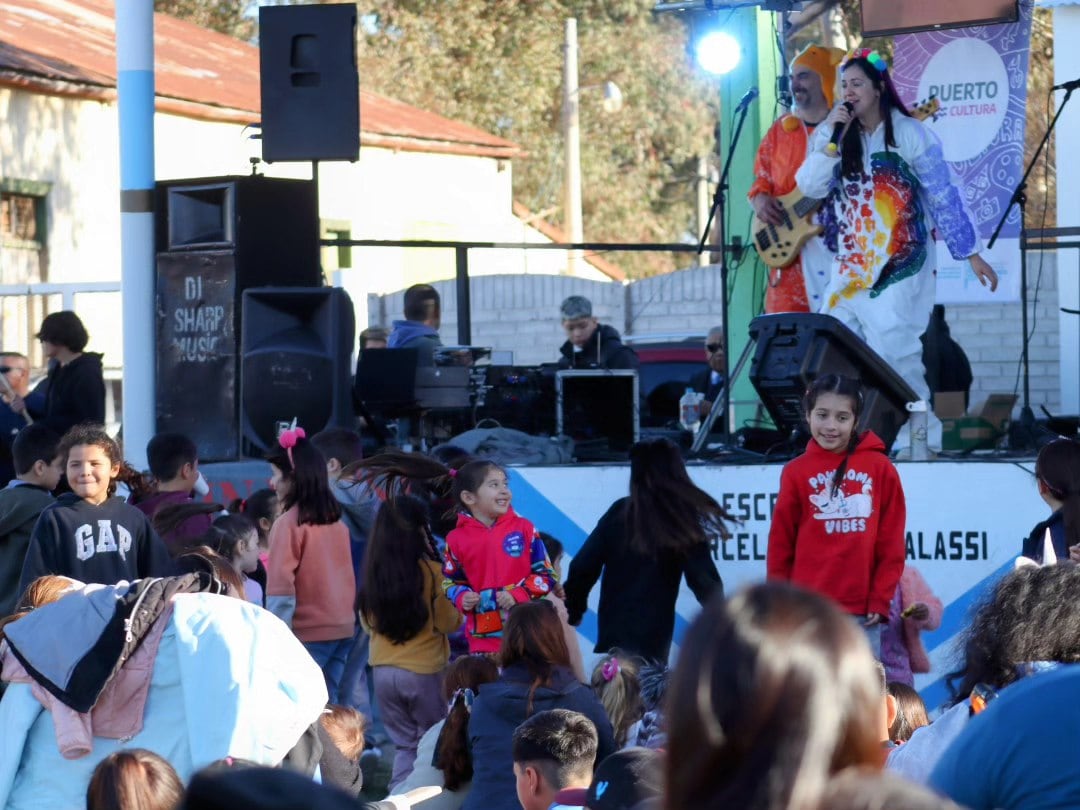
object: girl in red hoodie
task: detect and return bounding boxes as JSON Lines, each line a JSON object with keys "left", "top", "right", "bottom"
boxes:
{"left": 441, "top": 461, "right": 555, "bottom": 653}
{"left": 354, "top": 452, "right": 556, "bottom": 654}
{"left": 767, "top": 373, "right": 906, "bottom": 658}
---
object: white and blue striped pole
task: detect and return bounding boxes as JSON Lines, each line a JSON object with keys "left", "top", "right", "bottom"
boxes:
{"left": 115, "top": 0, "right": 156, "bottom": 469}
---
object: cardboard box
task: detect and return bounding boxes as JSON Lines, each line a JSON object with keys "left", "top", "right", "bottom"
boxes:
{"left": 935, "top": 392, "right": 1017, "bottom": 451}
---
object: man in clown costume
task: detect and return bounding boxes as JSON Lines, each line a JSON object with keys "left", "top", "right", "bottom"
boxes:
{"left": 749, "top": 43, "right": 846, "bottom": 313}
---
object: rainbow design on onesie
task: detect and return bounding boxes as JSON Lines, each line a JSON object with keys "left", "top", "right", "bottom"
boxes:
{"left": 829, "top": 151, "right": 927, "bottom": 308}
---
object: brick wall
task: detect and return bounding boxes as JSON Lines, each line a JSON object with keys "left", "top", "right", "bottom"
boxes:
{"left": 945, "top": 250, "right": 1061, "bottom": 414}
{"left": 369, "top": 254, "right": 1065, "bottom": 416}
{"left": 370, "top": 275, "right": 625, "bottom": 367}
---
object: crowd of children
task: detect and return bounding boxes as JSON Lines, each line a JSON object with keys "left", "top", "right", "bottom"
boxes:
{"left": 0, "top": 369, "right": 1078, "bottom": 809}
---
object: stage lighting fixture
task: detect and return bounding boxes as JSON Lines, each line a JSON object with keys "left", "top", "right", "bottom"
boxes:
{"left": 695, "top": 30, "right": 741, "bottom": 75}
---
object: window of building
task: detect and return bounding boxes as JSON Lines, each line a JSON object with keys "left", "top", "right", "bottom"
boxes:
{"left": 0, "top": 180, "right": 50, "bottom": 248}
{"left": 322, "top": 221, "right": 352, "bottom": 270}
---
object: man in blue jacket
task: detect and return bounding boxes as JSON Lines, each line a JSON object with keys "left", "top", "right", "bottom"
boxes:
{"left": 388, "top": 284, "right": 442, "bottom": 367}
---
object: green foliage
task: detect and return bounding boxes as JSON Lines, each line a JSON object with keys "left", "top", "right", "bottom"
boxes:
{"left": 359, "top": 0, "right": 719, "bottom": 277}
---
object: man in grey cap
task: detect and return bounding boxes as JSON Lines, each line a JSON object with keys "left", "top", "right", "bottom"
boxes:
{"left": 557, "top": 295, "right": 638, "bottom": 371}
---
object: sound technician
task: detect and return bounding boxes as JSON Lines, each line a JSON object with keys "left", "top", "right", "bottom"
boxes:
{"left": 795, "top": 49, "right": 998, "bottom": 451}
{"left": 748, "top": 44, "right": 845, "bottom": 313}
{"left": 556, "top": 296, "right": 638, "bottom": 371}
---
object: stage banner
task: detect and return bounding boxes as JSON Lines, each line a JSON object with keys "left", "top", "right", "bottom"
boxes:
{"left": 509, "top": 460, "right": 1043, "bottom": 712}
{"left": 892, "top": 0, "right": 1034, "bottom": 304}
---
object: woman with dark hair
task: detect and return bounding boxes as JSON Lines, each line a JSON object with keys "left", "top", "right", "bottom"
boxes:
{"left": 15, "top": 310, "right": 105, "bottom": 435}
{"left": 464, "top": 601, "right": 616, "bottom": 810}
{"left": 889, "top": 564, "right": 1080, "bottom": 783}
{"left": 359, "top": 494, "right": 462, "bottom": 789}
{"left": 265, "top": 425, "right": 355, "bottom": 703}
{"left": 795, "top": 49, "right": 998, "bottom": 449}
{"left": 563, "top": 438, "right": 732, "bottom": 662}
{"left": 665, "top": 582, "right": 884, "bottom": 810}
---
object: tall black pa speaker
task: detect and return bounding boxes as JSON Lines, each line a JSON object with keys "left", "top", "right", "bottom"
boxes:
{"left": 748, "top": 313, "right": 917, "bottom": 450}
{"left": 259, "top": 4, "right": 359, "bottom": 163}
{"left": 155, "top": 176, "right": 321, "bottom": 462}
{"left": 240, "top": 287, "right": 356, "bottom": 455}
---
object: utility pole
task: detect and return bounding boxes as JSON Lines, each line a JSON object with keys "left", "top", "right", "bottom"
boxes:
{"left": 562, "top": 18, "right": 584, "bottom": 275}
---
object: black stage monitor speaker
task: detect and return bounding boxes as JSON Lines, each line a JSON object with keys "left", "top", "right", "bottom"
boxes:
{"left": 557, "top": 370, "right": 640, "bottom": 458}
{"left": 748, "top": 313, "right": 917, "bottom": 450}
{"left": 355, "top": 349, "right": 420, "bottom": 416}
{"left": 259, "top": 4, "right": 360, "bottom": 162}
{"left": 241, "top": 287, "right": 356, "bottom": 455}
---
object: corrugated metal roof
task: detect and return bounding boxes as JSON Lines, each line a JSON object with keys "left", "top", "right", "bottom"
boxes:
{"left": 0, "top": 0, "right": 522, "bottom": 157}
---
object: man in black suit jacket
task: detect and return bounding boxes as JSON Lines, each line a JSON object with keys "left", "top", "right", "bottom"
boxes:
{"left": 690, "top": 327, "right": 726, "bottom": 418}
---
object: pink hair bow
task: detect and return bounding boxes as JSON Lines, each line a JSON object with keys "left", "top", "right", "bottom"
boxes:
{"left": 278, "top": 420, "right": 306, "bottom": 466}
{"left": 601, "top": 658, "right": 620, "bottom": 682}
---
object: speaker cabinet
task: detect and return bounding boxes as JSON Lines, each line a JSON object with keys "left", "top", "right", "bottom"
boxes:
{"left": 259, "top": 4, "right": 360, "bottom": 162}
{"left": 156, "top": 252, "right": 240, "bottom": 462}
{"left": 240, "top": 287, "right": 356, "bottom": 455}
{"left": 154, "top": 176, "right": 322, "bottom": 462}
{"left": 748, "top": 313, "right": 917, "bottom": 450}
{"left": 155, "top": 175, "right": 320, "bottom": 281}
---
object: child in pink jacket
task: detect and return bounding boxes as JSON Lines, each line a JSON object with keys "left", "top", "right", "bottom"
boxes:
{"left": 881, "top": 566, "right": 943, "bottom": 686}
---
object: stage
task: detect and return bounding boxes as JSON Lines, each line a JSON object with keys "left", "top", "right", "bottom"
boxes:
{"left": 204, "top": 454, "right": 1042, "bottom": 710}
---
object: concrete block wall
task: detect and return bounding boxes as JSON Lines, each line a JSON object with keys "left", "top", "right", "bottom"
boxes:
{"left": 627, "top": 264, "right": 727, "bottom": 335}
{"left": 370, "top": 254, "right": 1066, "bottom": 416}
{"left": 369, "top": 274, "right": 625, "bottom": 366}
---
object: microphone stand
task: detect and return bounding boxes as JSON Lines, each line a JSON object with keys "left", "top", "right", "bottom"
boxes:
{"left": 987, "top": 85, "right": 1073, "bottom": 449}
{"left": 697, "top": 95, "right": 754, "bottom": 447}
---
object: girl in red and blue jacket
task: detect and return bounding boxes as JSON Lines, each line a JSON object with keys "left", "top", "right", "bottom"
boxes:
{"left": 441, "top": 461, "right": 555, "bottom": 654}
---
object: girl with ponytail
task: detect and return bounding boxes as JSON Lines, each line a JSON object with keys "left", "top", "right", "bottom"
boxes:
{"left": 766, "top": 374, "right": 907, "bottom": 658}
{"left": 396, "top": 654, "right": 501, "bottom": 809}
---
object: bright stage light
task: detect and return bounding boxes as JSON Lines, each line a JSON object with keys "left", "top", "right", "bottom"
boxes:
{"left": 695, "top": 30, "right": 741, "bottom": 76}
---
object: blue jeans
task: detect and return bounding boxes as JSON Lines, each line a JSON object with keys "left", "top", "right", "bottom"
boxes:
{"left": 849, "top": 615, "right": 883, "bottom": 661}
{"left": 303, "top": 637, "right": 352, "bottom": 704}
{"left": 864, "top": 622, "right": 883, "bottom": 661}
{"left": 338, "top": 626, "right": 373, "bottom": 716}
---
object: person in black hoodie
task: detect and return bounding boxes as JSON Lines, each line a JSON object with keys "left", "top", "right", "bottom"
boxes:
{"left": 464, "top": 600, "right": 616, "bottom": 810}
{"left": 557, "top": 296, "right": 639, "bottom": 371}
{"left": 564, "top": 438, "right": 731, "bottom": 663}
{"left": 12, "top": 311, "right": 105, "bottom": 436}
{"left": 18, "top": 424, "right": 173, "bottom": 594}
{"left": 0, "top": 423, "right": 62, "bottom": 616}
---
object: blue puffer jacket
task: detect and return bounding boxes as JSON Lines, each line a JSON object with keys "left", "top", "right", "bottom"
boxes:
{"left": 462, "top": 664, "right": 617, "bottom": 810}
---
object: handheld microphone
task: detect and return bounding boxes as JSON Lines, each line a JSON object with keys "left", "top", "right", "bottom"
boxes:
{"left": 825, "top": 102, "right": 854, "bottom": 155}
{"left": 1052, "top": 77, "right": 1080, "bottom": 92}
{"left": 735, "top": 86, "right": 759, "bottom": 112}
